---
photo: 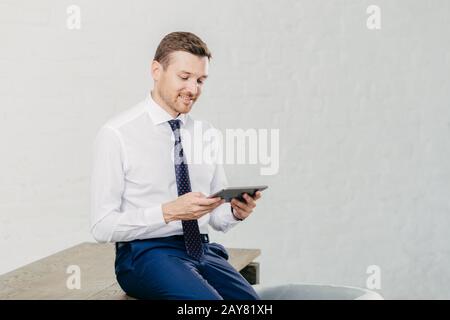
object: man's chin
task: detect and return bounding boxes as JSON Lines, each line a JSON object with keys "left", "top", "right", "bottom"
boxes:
{"left": 176, "top": 102, "right": 193, "bottom": 114}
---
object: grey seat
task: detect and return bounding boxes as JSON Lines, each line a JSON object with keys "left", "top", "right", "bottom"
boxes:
{"left": 252, "top": 283, "right": 383, "bottom": 300}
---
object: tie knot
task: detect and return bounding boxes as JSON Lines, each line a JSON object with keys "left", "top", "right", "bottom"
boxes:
{"left": 168, "top": 119, "right": 181, "bottom": 132}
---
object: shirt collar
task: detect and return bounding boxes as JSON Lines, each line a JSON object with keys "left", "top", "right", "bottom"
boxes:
{"left": 145, "top": 92, "right": 187, "bottom": 126}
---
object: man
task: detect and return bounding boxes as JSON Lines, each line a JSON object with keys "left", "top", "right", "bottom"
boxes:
{"left": 90, "top": 32, "right": 262, "bottom": 300}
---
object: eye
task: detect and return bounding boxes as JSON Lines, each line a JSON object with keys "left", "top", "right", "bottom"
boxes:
{"left": 179, "top": 76, "right": 188, "bottom": 80}
{"left": 197, "top": 79, "right": 204, "bottom": 84}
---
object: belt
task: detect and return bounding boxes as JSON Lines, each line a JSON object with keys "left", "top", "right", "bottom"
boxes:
{"left": 171, "top": 233, "right": 209, "bottom": 243}
{"left": 116, "top": 233, "right": 210, "bottom": 250}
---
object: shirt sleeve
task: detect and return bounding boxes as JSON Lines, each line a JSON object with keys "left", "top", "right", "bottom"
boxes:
{"left": 207, "top": 132, "right": 242, "bottom": 232}
{"left": 90, "top": 126, "right": 167, "bottom": 243}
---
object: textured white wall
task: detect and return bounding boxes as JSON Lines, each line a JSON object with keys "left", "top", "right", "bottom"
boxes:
{"left": 1, "top": 0, "right": 449, "bottom": 299}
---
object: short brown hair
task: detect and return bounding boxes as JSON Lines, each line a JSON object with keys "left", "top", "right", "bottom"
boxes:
{"left": 154, "top": 32, "right": 212, "bottom": 69}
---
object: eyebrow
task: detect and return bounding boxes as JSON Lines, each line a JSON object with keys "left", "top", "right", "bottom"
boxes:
{"left": 179, "top": 71, "right": 208, "bottom": 79}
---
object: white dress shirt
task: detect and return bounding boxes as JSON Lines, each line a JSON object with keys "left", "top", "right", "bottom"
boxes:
{"left": 90, "top": 94, "right": 241, "bottom": 243}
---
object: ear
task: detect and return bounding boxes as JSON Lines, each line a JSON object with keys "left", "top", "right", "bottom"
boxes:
{"left": 151, "top": 60, "right": 162, "bottom": 81}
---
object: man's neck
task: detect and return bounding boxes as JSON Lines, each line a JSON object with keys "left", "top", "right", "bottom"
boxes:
{"left": 150, "top": 90, "right": 178, "bottom": 118}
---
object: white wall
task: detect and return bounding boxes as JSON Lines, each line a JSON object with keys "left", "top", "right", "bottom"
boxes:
{"left": 1, "top": 0, "right": 449, "bottom": 299}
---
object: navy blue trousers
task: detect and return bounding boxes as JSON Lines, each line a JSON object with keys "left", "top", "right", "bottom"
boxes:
{"left": 114, "top": 235, "right": 260, "bottom": 300}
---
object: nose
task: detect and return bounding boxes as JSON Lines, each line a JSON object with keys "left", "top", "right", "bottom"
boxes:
{"left": 186, "top": 79, "right": 199, "bottom": 96}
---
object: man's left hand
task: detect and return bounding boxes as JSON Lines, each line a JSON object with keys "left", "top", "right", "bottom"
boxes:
{"left": 231, "top": 191, "right": 262, "bottom": 220}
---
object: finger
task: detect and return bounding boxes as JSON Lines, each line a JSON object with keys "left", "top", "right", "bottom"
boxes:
{"left": 197, "top": 199, "right": 224, "bottom": 213}
{"left": 206, "top": 200, "right": 225, "bottom": 211}
{"left": 197, "top": 197, "right": 222, "bottom": 206}
{"left": 231, "top": 205, "right": 246, "bottom": 218}
{"left": 248, "top": 192, "right": 260, "bottom": 201}
{"left": 240, "top": 194, "right": 256, "bottom": 208}
{"left": 243, "top": 194, "right": 256, "bottom": 208}
{"left": 210, "top": 198, "right": 225, "bottom": 207}
{"left": 202, "top": 200, "right": 224, "bottom": 213}
{"left": 231, "top": 198, "right": 251, "bottom": 212}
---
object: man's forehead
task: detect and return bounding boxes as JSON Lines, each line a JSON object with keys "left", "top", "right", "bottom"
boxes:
{"left": 167, "top": 51, "right": 209, "bottom": 76}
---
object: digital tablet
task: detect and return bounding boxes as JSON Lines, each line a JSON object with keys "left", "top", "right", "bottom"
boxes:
{"left": 208, "top": 185, "right": 268, "bottom": 202}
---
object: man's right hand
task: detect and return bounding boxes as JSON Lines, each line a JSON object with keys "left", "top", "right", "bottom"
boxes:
{"left": 162, "top": 192, "right": 225, "bottom": 223}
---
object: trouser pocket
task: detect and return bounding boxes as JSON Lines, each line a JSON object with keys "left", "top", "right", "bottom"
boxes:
{"left": 208, "top": 242, "right": 229, "bottom": 260}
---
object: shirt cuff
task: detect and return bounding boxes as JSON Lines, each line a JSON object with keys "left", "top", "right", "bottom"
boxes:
{"left": 208, "top": 202, "right": 242, "bottom": 233}
{"left": 221, "top": 205, "right": 242, "bottom": 225}
{"left": 143, "top": 204, "right": 167, "bottom": 229}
